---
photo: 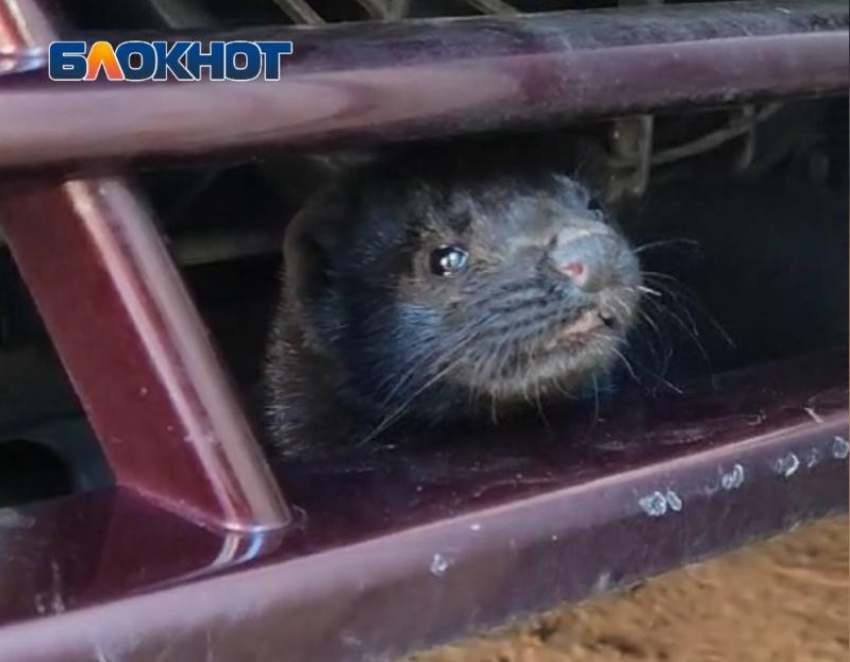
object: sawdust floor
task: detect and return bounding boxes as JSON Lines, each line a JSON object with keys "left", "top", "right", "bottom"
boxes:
{"left": 406, "top": 516, "right": 849, "bottom": 662}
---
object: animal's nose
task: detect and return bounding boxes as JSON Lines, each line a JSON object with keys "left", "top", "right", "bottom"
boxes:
{"left": 550, "top": 226, "right": 620, "bottom": 292}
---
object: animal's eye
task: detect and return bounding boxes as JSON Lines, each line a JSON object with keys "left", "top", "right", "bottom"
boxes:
{"left": 429, "top": 245, "right": 469, "bottom": 276}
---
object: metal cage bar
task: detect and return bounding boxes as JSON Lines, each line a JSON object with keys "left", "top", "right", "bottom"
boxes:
{"left": 0, "top": 352, "right": 845, "bottom": 661}
{"left": 0, "top": 2, "right": 291, "bottom": 533}
{"left": 0, "top": 1, "right": 846, "bottom": 171}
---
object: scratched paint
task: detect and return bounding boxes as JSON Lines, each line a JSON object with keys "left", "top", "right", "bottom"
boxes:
{"left": 721, "top": 463, "right": 746, "bottom": 490}
{"left": 665, "top": 491, "right": 683, "bottom": 512}
{"left": 430, "top": 553, "right": 451, "bottom": 577}
{"left": 805, "top": 448, "right": 820, "bottom": 468}
{"left": 638, "top": 492, "right": 667, "bottom": 517}
{"left": 593, "top": 571, "right": 612, "bottom": 593}
{"left": 773, "top": 452, "right": 800, "bottom": 478}
{"left": 833, "top": 436, "right": 850, "bottom": 460}
{"left": 803, "top": 407, "right": 824, "bottom": 423}
{"left": 33, "top": 562, "right": 66, "bottom": 616}
{"left": 639, "top": 488, "right": 685, "bottom": 517}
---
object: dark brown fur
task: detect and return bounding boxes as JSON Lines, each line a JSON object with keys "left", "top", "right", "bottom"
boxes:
{"left": 264, "top": 144, "right": 642, "bottom": 457}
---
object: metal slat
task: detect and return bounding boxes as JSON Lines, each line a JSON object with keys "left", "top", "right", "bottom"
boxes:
{"left": 0, "top": 1, "right": 845, "bottom": 171}
{"left": 0, "top": 0, "right": 291, "bottom": 533}
{"left": 0, "top": 351, "right": 845, "bottom": 660}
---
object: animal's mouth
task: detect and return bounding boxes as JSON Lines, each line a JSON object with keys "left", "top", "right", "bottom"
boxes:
{"left": 449, "top": 287, "right": 639, "bottom": 398}
{"left": 543, "top": 309, "right": 617, "bottom": 351}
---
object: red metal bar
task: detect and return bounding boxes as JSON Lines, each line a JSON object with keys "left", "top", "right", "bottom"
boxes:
{"left": 0, "top": 2, "right": 290, "bottom": 532}
{"left": 0, "top": 351, "right": 845, "bottom": 661}
{"left": 0, "top": 1, "right": 846, "bottom": 170}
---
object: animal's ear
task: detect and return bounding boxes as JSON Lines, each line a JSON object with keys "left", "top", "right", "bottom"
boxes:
{"left": 283, "top": 183, "right": 352, "bottom": 308}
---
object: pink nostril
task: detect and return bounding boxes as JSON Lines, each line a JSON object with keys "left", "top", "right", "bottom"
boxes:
{"left": 562, "top": 261, "right": 585, "bottom": 280}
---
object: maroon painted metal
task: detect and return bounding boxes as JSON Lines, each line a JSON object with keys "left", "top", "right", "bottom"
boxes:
{"left": 0, "top": 1, "right": 289, "bottom": 533}
{"left": 0, "top": 1, "right": 846, "bottom": 170}
{"left": 0, "top": 180, "right": 290, "bottom": 531}
{"left": 0, "top": 351, "right": 845, "bottom": 662}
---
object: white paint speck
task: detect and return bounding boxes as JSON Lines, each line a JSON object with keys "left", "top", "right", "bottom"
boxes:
{"left": 430, "top": 553, "right": 451, "bottom": 577}
{"left": 665, "top": 490, "right": 683, "bottom": 512}
{"left": 833, "top": 436, "right": 850, "bottom": 460}
{"left": 805, "top": 449, "right": 820, "bottom": 468}
{"left": 340, "top": 632, "right": 362, "bottom": 648}
{"left": 774, "top": 452, "right": 800, "bottom": 477}
{"left": 721, "top": 464, "right": 746, "bottom": 490}
{"left": 803, "top": 407, "right": 824, "bottom": 423}
{"left": 639, "top": 489, "right": 686, "bottom": 516}
{"left": 776, "top": 7, "right": 792, "bottom": 14}
{"left": 50, "top": 561, "right": 66, "bottom": 614}
{"left": 139, "top": 387, "right": 149, "bottom": 397}
{"left": 51, "top": 591, "right": 66, "bottom": 614}
{"left": 469, "top": 523, "right": 482, "bottom": 532}
{"left": 551, "top": 534, "right": 559, "bottom": 542}
{"left": 639, "top": 491, "right": 668, "bottom": 517}
{"left": 594, "top": 571, "right": 612, "bottom": 592}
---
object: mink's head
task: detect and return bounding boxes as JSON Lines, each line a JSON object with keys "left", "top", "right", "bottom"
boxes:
{"left": 281, "top": 149, "right": 642, "bottom": 422}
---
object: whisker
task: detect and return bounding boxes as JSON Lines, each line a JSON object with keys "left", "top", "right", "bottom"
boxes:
{"left": 645, "top": 370, "right": 684, "bottom": 395}
{"left": 489, "top": 393, "right": 500, "bottom": 426}
{"left": 534, "top": 383, "right": 550, "bottom": 429}
{"left": 357, "top": 350, "right": 465, "bottom": 447}
{"left": 375, "top": 313, "right": 494, "bottom": 408}
{"left": 642, "top": 270, "right": 684, "bottom": 283}
{"left": 610, "top": 346, "right": 640, "bottom": 384}
{"left": 638, "top": 285, "right": 663, "bottom": 297}
{"left": 356, "top": 323, "right": 487, "bottom": 446}
{"left": 591, "top": 372, "right": 600, "bottom": 426}
{"left": 642, "top": 273, "right": 736, "bottom": 348}
{"left": 634, "top": 238, "right": 701, "bottom": 255}
{"left": 624, "top": 349, "right": 686, "bottom": 396}
{"left": 636, "top": 308, "right": 675, "bottom": 374}
{"left": 661, "top": 284, "right": 735, "bottom": 350}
